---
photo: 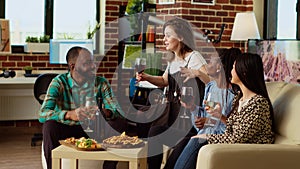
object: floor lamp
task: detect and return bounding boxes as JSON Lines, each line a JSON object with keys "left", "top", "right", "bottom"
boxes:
{"left": 230, "top": 12, "right": 261, "bottom": 52}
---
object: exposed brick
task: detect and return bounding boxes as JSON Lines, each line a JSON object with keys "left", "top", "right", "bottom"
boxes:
{"left": 244, "top": 1, "right": 253, "bottom": 5}
{"left": 223, "top": 17, "right": 235, "bottom": 23}
{"left": 190, "top": 9, "right": 201, "bottom": 15}
{"left": 209, "top": 5, "right": 222, "bottom": 10}
{"left": 8, "top": 55, "right": 22, "bottom": 61}
{"left": 46, "top": 63, "right": 62, "bottom": 67}
{"left": 38, "top": 56, "right": 49, "bottom": 61}
{"left": 229, "top": 11, "right": 237, "bottom": 17}
{"left": 17, "top": 62, "right": 31, "bottom": 67}
{"left": 217, "top": 0, "right": 230, "bottom": 3}
{"left": 182, "top": 15, "right": 195, "bottom": 21}
{"left": 2, "top": 62, "right": 16, "bottom": 67}
{"left": 98, "top": 68, "right": 109, "bottom": 72}
{"left": 104, "top": 62, "right": 118, "bottom": 68}
{"left": 223, "top": 5, "right": 235, "bottom": 10}
{"left": 202, "top": 11, "right": 215, "bottom": 16}
{"left": 236, "top": 6, "right": 247, "bottom": 11}
{"left": 109, "top": 56, "right": 118, "bottom": 62}
{"left": 195, "top": 16, "right": 209, "bottom": 22}
{"left": 0, "top": 55, "right": 7, "bottom": 61}
{"left": 230, "top": 0, "right": 242, "bottom": 4}
{"left": 32, "top": 62, "right": 46, "bottom": 67}
{"left": 203, "top": 23, "right": 215, "bottom": 27}
{"left": 209, "top": 17, "right": 222, "bottom": 22}
{"left": 24, "top": 56, "right": 38, "bottom": 61}
{"left": 217, "top": 11, "right": 228, "bottom": 16}
{"left": 106, "top": 5, "right": 118, "bottom": 11}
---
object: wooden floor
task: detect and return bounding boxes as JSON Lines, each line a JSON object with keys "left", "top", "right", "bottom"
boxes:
{"left": 0, "top": 127, "right": 43, "bottom": 169}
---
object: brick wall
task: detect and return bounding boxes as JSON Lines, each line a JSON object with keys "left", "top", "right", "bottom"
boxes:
{"left": 0, "top": 0, "right": 253, "bottom": 127}
{"left": 104, "top": 0, "right": 254, "bottom": 94}
{"left": 0, "top": 54, "right": 68, "bottom": 70}
{"left": 0, "top": 0, "right": 254, "bottom": 88}
{"left": 155, "top": 0, "right": 253, "bottom": 49}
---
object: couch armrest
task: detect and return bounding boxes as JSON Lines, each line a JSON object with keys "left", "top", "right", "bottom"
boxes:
{"left": 197, "top": 144, "right": 300, "bottom": 169}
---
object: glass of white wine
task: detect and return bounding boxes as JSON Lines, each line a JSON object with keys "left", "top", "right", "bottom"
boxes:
{"left": 84, "top": 97, "right": 98, "bottom": 132}
{"left": 203, "top": 92, "right": 220, "bottom": 133}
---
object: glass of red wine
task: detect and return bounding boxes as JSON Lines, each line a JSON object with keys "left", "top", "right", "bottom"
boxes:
{"left": 180, "top": 86, "right": 193, "bottom": 119}
{"left": 134, "top": 58, "right": 141, "bottom": 73}
{"left": 135, "top": 58, "right": 147, "bottom": 74}
{"left": 135, "top": 58, "right": 146, "bottom": 86}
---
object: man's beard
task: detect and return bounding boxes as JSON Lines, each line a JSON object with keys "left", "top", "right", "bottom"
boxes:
{"left": 75, "top": 68, "right": 96, "bottom": 81}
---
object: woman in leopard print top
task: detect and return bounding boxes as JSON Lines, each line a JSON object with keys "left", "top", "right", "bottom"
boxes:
{"left": 174, "top": 53, "right": 275, "bottom": 169}
{"left": 208, "top": 94, "right": 274, "bottom": 144}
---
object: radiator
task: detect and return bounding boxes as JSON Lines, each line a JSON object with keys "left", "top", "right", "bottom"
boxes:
{"left": 0, "top": 89, "right": 41, "bottom": 120}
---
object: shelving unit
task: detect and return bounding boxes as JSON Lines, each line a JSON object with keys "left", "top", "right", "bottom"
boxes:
{"left": 117, "top": 2, "right": 157, "bottom": 101}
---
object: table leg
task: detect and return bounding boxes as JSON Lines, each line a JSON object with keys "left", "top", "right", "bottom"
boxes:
{"left": 129, "top": 160, "right": 138, "bottom": 169}
{"left": 139, "top": 158, "right": 147, "bottom": 169}
{"left": 69, "top": 159, "right": 77, "bottom": 169}
{"left": 52, "top": 157, "right": 61, "bottom": 169}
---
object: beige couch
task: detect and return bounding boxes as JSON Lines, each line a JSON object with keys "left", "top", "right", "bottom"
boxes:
{"left": 196, "top": 81, "right": 300, "bottom": 169}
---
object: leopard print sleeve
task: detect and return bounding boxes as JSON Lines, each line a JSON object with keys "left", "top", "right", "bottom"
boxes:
{"left": 207, "top": 95, "right": 274, "bottom": 144}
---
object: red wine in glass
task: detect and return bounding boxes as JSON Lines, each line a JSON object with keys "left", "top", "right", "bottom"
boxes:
{"left": 138, "top": 58, "right": 147, "bottom": 74}
{"left": 138, "top": 64, "right": 146, "bottom": 74}
{"left": 181, "top": 95, "right": 194, "bottom": 104}
{"left": 180, "top": 87, "right": 193, "bottom": 118}
{"left": 135, "top": 58, "right": 146, "bottom": 74}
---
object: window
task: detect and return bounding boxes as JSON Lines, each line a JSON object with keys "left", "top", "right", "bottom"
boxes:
{"left": 264, "top": 0, "right": 298, "bottom": 39}
{"left": 3, "top": 0, "right": 104, "bottom": 48}
{"left": 5, "top": 0, "right": 44, "bottom": 44}
{"left": 277, "top": 0, "right": 297, "bottom": 39}
{"left": 53, "top": 0, "right": 97, "bottom": 39}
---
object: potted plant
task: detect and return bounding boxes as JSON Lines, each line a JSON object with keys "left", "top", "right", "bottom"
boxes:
{"left": 23, "top": 66, "right": 33, "bottom": 75}
{"left": 87, "top": 21, "right": 101, "bottom": 39}
{"left": 24, "top": 35, "right": 50, "bottom": 53}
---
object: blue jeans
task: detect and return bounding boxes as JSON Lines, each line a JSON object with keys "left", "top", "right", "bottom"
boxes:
{"left": 174, "top": 138, "right": 208, "bottom": 169}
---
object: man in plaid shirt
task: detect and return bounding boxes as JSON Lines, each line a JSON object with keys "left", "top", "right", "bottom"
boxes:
{"left": 39, "top": 46, "right": 126, "bottom": 169}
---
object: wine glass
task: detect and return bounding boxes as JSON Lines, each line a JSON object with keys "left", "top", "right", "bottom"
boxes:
{"left": 135, "top": 58, "right": 147, "bottom": 87}
{"left": 134, "top": 58, "right": 141, "bottom": 73}
{"left": 180, "top": 86, "right": 193, "bottom": 119}
{"left": 203, "top": 92, "right": 220, "bottom": 133}
{"left": 139, "top": 58, "right": 147, "bottom": 73}
{"left": 84, "top": 97, "right": 98, "bottom": 132}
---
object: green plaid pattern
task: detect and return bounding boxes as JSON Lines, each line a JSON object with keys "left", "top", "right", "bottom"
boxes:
{"left": 38, "top": 72, "right": 124, "bottom": 125}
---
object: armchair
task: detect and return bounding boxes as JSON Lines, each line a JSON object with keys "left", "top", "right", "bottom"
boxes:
{"left": 196, "top": 81, "right": 300, "bottom": 169}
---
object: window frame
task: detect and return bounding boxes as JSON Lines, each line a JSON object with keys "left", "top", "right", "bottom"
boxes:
{"left": 1, "top": 0, "right": 104, "bottom": 54}
{"left": 264, "top": 0, "right": 299, "bottom": 39}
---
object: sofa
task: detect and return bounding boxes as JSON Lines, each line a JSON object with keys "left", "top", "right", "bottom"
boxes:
{"left": 196, "top": 81, "right": 300, "bottom": 169}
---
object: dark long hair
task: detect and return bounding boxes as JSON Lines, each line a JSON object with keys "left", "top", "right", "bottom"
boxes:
{"left": 218, "top": 47, "right": 241, "bottom": 92}
{"left": 234, "top": 53, "right": 274, "bottom": 130}
{"left": 163, "top": 17, "right": 195, "bottom": 57}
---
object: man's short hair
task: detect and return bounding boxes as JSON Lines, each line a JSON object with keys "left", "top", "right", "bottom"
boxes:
{"left": 66, "top": 46, "right": 90, "bottom": 63}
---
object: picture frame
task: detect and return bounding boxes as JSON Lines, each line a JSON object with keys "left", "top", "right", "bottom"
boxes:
{"left": 158, "top": 0, "right": 175, "bottom": 5}
{"left": 248, "top": 39, "right": 300, "bottom": 84}
{"left": 191, "top": 0, "right": 215, "bottom": 5}
{"left": 0, "top": 19, "right": 11, "bottom": 54}
{"left": 122, "top": 44, "right": 142, "bottom": 69}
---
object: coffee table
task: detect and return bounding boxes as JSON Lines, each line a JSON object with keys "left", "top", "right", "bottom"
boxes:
{"left": 52, "top": 143, "right": 147, "bottom": 169}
